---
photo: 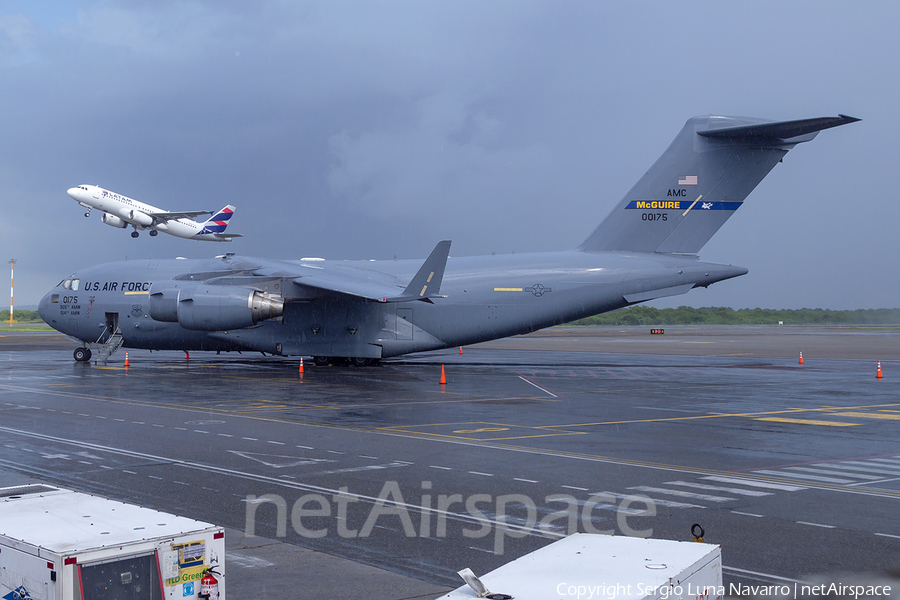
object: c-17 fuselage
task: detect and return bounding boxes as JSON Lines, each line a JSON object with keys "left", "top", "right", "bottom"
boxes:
{"left": 39, "top": 251, "right": 746, "bottom": 363}
{"left": 41, "top": 114, "right": 859, "bottom": 364}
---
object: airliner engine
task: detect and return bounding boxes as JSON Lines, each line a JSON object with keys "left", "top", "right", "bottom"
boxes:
{"left": 101, "top": 214, "right": 128, "bottom": 228}
{"left": 119, "top": 208, "right": 153, "bottom": 227}
{"left": 148, "top": 281, "right": 284, "bottom": 331}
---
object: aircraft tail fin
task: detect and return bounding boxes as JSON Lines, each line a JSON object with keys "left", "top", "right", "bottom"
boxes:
{"left": 578, "top": 114, "right": 859, "bottom": 254}
{"left": 199, "top": 205, "right": 236, "bottom": 235}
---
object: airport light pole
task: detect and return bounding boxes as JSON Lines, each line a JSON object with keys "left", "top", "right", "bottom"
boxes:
{"left": 8, "top": 259, "right": 15, "bottom": 325}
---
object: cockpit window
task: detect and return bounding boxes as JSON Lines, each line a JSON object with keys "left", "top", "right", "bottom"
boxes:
{"left": 62, "top": 279, "right": 72, "bottom": 290}
{"left": 71, "top": 279, "right": 79, "bottom": 291}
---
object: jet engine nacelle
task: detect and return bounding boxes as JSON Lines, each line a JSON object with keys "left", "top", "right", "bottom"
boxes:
{"left": 118, "top": 207, "right": 154, "bottom": 227}
{"left": 148, "top": 280, "right": 188, "bottom": 322}
{"left": 101, "top": 213, "right": 128, "bottom": 228}
{"left": 172, "top": 284, "right": 284, "bottom": 331}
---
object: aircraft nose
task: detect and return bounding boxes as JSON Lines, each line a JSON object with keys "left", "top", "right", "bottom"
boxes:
{"left": 37, "top": 291, "right": 53, "bottom": 324}
{"left": 67, "top": 187, "right": 80, "bottom": 200}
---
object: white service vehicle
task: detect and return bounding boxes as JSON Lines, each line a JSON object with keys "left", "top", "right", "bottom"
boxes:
{"left": 442, "top": 532, "right": 723, "bottom": 600}
{"left": 0, "top": 485, "right": 225, "bottom": 600}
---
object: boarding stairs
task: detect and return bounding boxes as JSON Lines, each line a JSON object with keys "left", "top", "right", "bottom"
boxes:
{"left": 92, "top": 327, "right": 124, "bottom": 363}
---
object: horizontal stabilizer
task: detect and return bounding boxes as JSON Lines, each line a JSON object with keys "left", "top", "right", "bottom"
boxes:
{"left": 697, "top": 114, "right": 860, "bottom": 143}
{"left": 623, "top": 283, "right": 694, "bottom": 303}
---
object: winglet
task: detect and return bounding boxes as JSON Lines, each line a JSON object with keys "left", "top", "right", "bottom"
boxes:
{"left": 389, "top": 240, "right": 451, "bottom": 302}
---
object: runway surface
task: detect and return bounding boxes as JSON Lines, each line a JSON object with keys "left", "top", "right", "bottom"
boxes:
{"left": 1, "top": 326, "right": 899, "bottom": 597}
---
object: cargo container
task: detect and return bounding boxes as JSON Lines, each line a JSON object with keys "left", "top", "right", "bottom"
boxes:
{"left": 0, "top": 484, "right": 225, "bottom": 600}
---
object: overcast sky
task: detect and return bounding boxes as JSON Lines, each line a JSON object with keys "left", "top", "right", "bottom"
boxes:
{"left": 1, "top": 1, "right": 897, "bottom": 310}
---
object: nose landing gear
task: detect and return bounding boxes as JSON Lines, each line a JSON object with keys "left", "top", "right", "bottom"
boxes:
{"left": 74, "top": 347, "right": 92, "bottom": 362}
{"left": 84, "top": 209, "right": 91, "bottom": 217}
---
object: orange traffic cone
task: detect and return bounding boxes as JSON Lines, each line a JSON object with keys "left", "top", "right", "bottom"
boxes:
{"left": 124, "top": 351, "right": 130, "bottom": 367}
{"left": 459, "top": 346, "right": 463, "bottom": 355}
{"left": 299, "top": 356, "right": 305, "bottom": 375}
{"left": 877, "top": 361, "right": 883, "bottom": 379}
{"left": 799, "top": 351, "right": 803, "bottom": 365}
{"left": 440, "top": 364, "right": 447, "bottom": 385}
{"left": 185, "top": 351, "right": 190, "bottom": 360}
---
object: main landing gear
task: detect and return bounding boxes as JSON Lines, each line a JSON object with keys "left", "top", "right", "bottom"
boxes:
{"left": 313, "top": 356, "right": 378, "bottom": 367}
{"left": 149, "top": 230, "right": 158, "bottom": 237}
{"left": 131, "top": 231, "right": 139, "bottom": 238}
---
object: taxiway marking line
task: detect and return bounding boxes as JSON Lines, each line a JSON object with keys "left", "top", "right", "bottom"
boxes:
{"left": 797, "top": 521, "right": 835, "bottom": 529}
{"left": 667, "top": 481, "right": 771, "bottom": 496}
{"left": 752, "top": 470, "right": 856, "bottom": 484}
{"left": 380, "top": 429, "right": 587, "bottom": 441}
{"left": 443, "top": 432, "right": 588, "bottom": 441}
{"left": 786, "top": 467, "right": 882, "bottom": 480}
{"left": 816, "top": 462, "right": 900, "bottom": 476}
{"left": 5, "top": 385, "right": 900, "bottom": 501}
{"left": 723, "top": 567, "right": 804, "bottom": 584}
{"left": 755, "top": 417, "right": 859, "bottom": 427}
{"left": 516, "top": 375, "right": 559, "bottom": 398}
{"left": 545, "top": 401, "right": 900, "bottom": 429}
{"left": 830, "top": 411, "right": 900, "bottom": 420}
{"left": 0, "top": 426, "right": 557, "bottom": 540}
{"left": 381, "top": 421, "right": 588, "bottom": 441}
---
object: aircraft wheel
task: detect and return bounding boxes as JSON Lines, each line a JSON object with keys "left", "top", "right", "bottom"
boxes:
{"left": 313, "top": 356, "right": 330, "bottom": 367}
{"left": 149, "top": 230, "right": 158, "bottom": 237}
{"left": 74, "top": 347, "right": 92, "bottom": 362}
{"left": 131, "top": 231, "right": 139, "bottom": 238}
{"left": 84, "top": 212, "right": 91, "bottom": 217}
{"left": 350, "top": 357, "right": 373, "bottom": 367}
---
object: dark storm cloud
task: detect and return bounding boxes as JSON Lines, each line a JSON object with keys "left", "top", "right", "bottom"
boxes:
{"left": 1, "top": 1, "right": 897, "bottom": 310}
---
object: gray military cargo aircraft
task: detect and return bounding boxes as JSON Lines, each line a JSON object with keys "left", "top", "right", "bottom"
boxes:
{"left": 39, "top": 114, "right": 858, "bottom": 364}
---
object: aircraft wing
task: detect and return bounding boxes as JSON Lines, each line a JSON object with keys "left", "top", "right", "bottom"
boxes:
{"left": 290, "top": 240, "right": 451, "bottom": 303}
{"left": 147, "top": 210, "right": 212, "bottom": 223}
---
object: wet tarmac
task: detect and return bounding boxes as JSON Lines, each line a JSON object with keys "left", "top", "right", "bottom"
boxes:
{"left": 1, "top": 326, "right": 899, "bottom": 598}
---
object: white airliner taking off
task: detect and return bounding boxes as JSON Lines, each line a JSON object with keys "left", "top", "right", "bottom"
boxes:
{"left": 67, "top": 184, "right": 241, "bottom": 241}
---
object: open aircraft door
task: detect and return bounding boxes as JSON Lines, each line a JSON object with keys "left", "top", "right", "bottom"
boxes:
{"left": 102, "top": 312, "right": 119, "bottom": 343}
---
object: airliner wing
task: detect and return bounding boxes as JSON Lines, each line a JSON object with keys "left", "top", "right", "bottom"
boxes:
{"left": 289, "top": 240, "right": 451, "bottom": 303}
{"left": 147, "top": 210, "right": 212, "bottom": 223}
